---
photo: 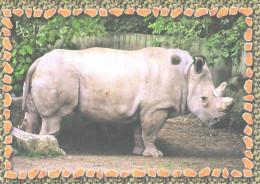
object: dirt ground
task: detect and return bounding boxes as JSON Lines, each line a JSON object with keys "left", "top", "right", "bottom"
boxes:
{"left": 11, "top": 113, "right": 245, "bottom": 173}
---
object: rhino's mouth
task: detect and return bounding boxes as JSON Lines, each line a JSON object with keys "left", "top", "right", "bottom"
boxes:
{"left": 207, "top": 115, "right": 230, "bottom": 128}
{"left": 208, "top": 118, "right": 219, "bottom": 127}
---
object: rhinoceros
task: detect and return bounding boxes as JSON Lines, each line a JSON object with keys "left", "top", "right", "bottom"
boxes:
{"left": 19, "top": 47, "right": 234, "bottom": 157}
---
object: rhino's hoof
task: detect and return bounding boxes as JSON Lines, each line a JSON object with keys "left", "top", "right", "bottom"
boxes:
{"left": 143, "top": 148, "right": 164, "bottom": 158}
{"left": 133, "top": 147, "right": 144, "bottom": 156}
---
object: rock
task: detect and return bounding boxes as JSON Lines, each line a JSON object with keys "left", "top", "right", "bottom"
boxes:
{"left": 11, "top": 127, "right": 65, "bottom": 156}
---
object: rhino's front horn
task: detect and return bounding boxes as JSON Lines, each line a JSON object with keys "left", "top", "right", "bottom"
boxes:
{"left": 222, "top": 97, "right": 234, "bottom": 111}
{"left": 214, "top": 82, "right": 227, "bottom": 97}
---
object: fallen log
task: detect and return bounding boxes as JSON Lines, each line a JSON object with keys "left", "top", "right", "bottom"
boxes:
{"left": 11, "top": 127, "right": 66, "bottom": 156}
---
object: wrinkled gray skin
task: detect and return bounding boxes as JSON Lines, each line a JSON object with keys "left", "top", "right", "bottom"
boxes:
{"left": 19, "top": 47, "right": 234, "bottom": 157}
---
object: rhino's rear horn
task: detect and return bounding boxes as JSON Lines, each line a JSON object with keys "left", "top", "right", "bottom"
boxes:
{"left": 171, "top": 55, "right": 181, "bottom": 65}
{"left": 193, "top": 55, "right": 206, "bottom": 74}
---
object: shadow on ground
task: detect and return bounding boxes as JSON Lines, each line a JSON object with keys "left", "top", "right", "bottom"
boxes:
{"left": 11, "top": 113, "right": 245, "bottom": 172}
{"left": 57, "top": 113, "right": 244, "bottom": 158}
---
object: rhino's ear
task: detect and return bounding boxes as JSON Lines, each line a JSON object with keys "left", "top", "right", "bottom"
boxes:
{"left": 171, "top": 55, "right": 181, "bottom": 65}
{"left": 193, "top": 55, "right": 206, "bottom": 74}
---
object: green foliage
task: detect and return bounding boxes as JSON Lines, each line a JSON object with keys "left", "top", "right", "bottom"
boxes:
{"left": 204, "top": 16, "right": 246, "bottom": 65}
{"left": 147, "top": 15, "right": 247, "bottom": 66}
{"left": 11, "top": 15, "right": 106, "bottom": 96}
{"left": 18, "top": 150, "right": 60, "bottom": 158}
{"left": 50, "top": 149, "right": 61, "bottom": 157}
{"left": 162, "top": 161, "right": 173, "bottom": 168}
{"left": 148, "top": 15, "right": 205, "bottom": 48}
{"left": 27, "top": 152, "right": 45, "bottom": 158}
{"left": 11, "top": 14, "right": 246, "bottom": 96}
{"left": 102, "top": 14, "right": 154, "bottom": 34}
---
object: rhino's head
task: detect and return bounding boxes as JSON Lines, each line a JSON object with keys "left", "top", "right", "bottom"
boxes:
{"left": 186, "top": 56, "right": 234, "bottom": 127}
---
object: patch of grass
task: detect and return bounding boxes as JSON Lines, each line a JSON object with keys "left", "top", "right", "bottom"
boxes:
{"left": 50, "top": 150, "right": 60, "bottom": 157}
{"left": 143, "top": 161, "right": 174, "bottom": 169}
{"left": 16, "top": 148, "right": 61, "bottom": 158}
{"left": 162, "top": 161, "right": 173, "bottom": 168}
{"left": 27, "top": 152, "right": 45, "bottom": 159}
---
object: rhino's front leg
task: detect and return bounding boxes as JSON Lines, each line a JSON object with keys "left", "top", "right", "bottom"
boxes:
{"left": 140, "top": 109, "right": 168, "bottom": 158}
{"left": 133, "top": 123, "right": 144, "bottom": 155}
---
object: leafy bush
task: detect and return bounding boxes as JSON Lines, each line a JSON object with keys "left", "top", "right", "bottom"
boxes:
{"left": 147, "top": 15, "right": 247, "bottom": 66}
{"left": 102, "top": 14, "right": 155, "bottom": 34}
{"left": 11, "top": 14, "right": 247, "bottom": 96}
{"left": 11, "top": 15, "right": 106, "bottom": 96}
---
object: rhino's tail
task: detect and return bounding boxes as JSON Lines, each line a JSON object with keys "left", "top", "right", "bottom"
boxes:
{"left": 22, "top": 59, "right": 41, "bottom": 111}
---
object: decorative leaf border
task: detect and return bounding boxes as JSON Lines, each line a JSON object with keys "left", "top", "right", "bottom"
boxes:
{"left": 0, "top": 1, "right": 258, "bottom": 183}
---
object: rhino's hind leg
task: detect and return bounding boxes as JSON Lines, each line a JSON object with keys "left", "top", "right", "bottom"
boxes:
{"left": 133, "top": 123, "right": 145, "bottom": 156}
{"left": 19, "top": 111, "right": 41, "bottom": 134}
{"left": 40, "top": 115, "right": 62, "bottom": 137}
{"left": 19, "top": 93, "right": 41, "bottom": 134}
{"left": 141, "top": 110, "right": 168, "bottom": 158}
